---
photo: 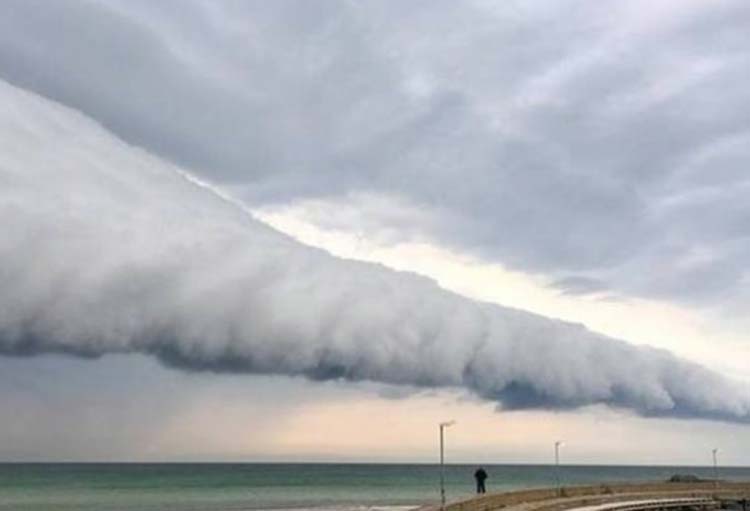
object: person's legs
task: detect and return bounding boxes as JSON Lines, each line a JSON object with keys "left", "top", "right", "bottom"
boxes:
{"left": 479, "top": 481, "right": 486, "bottom": 493}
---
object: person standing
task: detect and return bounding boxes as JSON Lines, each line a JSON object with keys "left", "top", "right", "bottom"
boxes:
{"left": 474, "top": 467, "right": 488, "bottom": 494}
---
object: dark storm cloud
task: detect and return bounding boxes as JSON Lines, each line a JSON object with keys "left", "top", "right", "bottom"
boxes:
{"left": 1, "top": 79, "right": 749, "bottom": 423}
{"left": 1, "top": 0, "right": 749, "bottom": 306}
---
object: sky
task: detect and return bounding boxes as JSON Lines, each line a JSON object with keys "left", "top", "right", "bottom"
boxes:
{"left": 0, "top": 0, "right": 749, "bottom": 464}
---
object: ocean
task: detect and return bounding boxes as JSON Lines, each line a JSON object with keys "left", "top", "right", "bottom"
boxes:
{"left": 1, "top": 463, "right": 749, "bottom": 511}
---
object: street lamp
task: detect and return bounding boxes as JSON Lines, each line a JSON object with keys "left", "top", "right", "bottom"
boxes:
{"left": 712, "top": 448, "right": 719, "bottom": 490}
{"left": 439, "top": 421, "right": 456, "bottom": 508}
{"left": 554, "top": 441, "right": 564, "bottom": 497}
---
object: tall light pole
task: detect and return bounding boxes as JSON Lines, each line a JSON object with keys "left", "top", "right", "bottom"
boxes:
{"left": 554, "top": 441, "right": 564, "bottom": 497}
{"left": 712, "top": 448, "right": 719, "bottom": 490}
{"left": 439, "top": 421, "right": 455, "bottom": 508}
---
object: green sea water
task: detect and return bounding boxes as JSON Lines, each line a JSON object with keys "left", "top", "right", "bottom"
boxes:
{"left": 1, "top": 463, "right": 749, "bottom": 511}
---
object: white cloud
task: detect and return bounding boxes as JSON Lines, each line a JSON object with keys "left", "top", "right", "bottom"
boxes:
{"left": 1, "top": 78, "right": 749, "bottom": 424}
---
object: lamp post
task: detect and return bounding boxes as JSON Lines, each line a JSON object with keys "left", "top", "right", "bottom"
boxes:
{"left": 712, "top": 448, "right": 719, "bottom": 490}
{"left": 439, "top": 421, "right": 455, "bottom": 508}
{"left": 554, "top": 441, "right": 564, "bottom": 497}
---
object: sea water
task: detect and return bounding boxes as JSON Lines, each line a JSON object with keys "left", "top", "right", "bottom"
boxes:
{"left": 1, "top": 463, "right": 749, "bottom": 511}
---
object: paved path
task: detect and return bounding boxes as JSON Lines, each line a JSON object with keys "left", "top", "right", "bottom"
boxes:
{"left": 431, "top": 482, "right": 750, "bottom": 511}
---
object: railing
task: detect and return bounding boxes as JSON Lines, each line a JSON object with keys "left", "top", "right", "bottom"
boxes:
{"left": 569, "top": 497, "right": 717, "bottom": 511}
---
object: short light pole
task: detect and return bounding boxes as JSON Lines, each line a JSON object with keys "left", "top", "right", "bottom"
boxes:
{"left": 439, "top": 421, "right": 455, "bottom": 508}
{"left": 554, "top": 441, "right": 564, "bottom": 497}
{"left": 712, "top": 448, "right": 719, "bottom": 490}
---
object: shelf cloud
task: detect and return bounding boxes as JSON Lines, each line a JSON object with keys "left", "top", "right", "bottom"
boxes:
{"left": 1, "top": 80, "right": 748, "bottom": 423}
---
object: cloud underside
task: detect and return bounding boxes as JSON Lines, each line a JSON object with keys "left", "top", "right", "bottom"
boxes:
{"left": 0, "top": 0, "right": 749, "bottom": 308}
{"left": 1, "top": 79, "right": 748, "bottom": 423}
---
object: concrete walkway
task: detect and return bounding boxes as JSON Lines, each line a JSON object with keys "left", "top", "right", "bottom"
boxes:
{"left": 426, "top": 482, "right": 750, "bottom": 511}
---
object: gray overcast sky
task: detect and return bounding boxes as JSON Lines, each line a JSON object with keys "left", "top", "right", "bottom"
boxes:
{"left": 1, "top": 0, "right": 749, "bottom": 463}
{"left": 1, "top": 0, "right": 749, "bottom": 309}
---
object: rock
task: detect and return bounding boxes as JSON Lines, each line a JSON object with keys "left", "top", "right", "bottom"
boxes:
{"left": 668, "top": 474, "right": 703, "bottom": 483}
